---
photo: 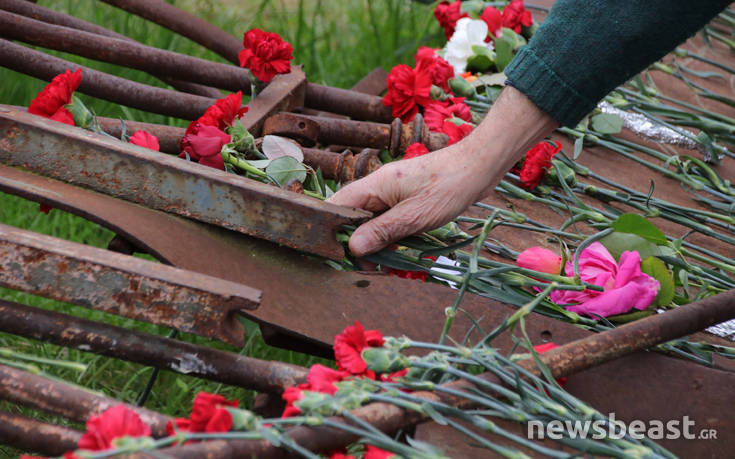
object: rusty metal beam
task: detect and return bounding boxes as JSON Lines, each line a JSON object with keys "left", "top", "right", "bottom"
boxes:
{"left": 238, "top": 67, "right": 307, "bottom": 137}
{"left": 0, "top": 39, "right": 216, "bottom": 120}
{"left": 0, "top": 222, "right": 260, "bottom": 346}
{"left": 0, "top": 299, "right": 307, "bottom": 393}
{"left": 0, "top": 0, "right": 221, "bottom": 98}
{"left": 0, "top": 10, "right": 251, "bottom": 93}
{"left": 304, "top": 83, "right": 393, "bottom": 123}
{"left": 155, "top": 289, "right": 735, "bottom": 458}
{"left": 302, "top": 148, "right": 381, "bottom": 182}
{"left": 0, "top": 409, "right": 82, "bottom": 456}
{"left": 98, "top": 0, "right": 243, "bottom": 64}
{"left": 349, "top": 67, "right": 389, "bottom": 96}
{"left": 0, "top": 107, "right": 370, "bottom": 260}
{"left": 0, "top": 364, "right": 171, "bottom": 437}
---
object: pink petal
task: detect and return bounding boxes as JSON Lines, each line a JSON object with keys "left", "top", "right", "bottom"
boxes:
{"left": 516, "top": 247, "right": 561, "bottom": 275}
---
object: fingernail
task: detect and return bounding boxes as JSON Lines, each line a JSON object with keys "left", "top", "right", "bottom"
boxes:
{"left": 350, "top": 233, "right": 372, "bottom": 256}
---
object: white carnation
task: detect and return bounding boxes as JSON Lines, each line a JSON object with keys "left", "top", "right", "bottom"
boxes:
{"left": 444, "top": 18, "right": 493, "bottom": 75}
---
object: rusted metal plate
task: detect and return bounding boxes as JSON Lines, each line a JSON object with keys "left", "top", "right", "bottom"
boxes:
{"left": 0, "top": 364, "right": 171, "bottom": 437}
{"left": 0, "top": 410, "right": 81, "bottom": 457}
{"left": 0, "top": 222, "right": 260, "bottom": 346}
{"left": 0, "top": 299, "right": 307, "bottom": 393}
{"left": 0, "top": 107, "right": 370, "bottom": 260}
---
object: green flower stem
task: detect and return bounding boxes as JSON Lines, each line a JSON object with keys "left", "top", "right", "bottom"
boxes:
{"left": 680, "top": 247, "right": 735, "bottom": 274}
{"left": 321, "top": 417, "right": 421, "bottom": 458}
{"left": 705, "top": 27, "right": 735, "bottom": 51}
{"left": 457, "top": 217, "right": 584, "bottom": 240}
{"left": 0, "top": 348, "right": 87, "bottom": 372}
{"left": 443, "top": 418, "right": 531, "bottom": 459}
{"left": 0, "top": 356, "right": 40, "bottom": 374}
{"left": 221, "top": 151, "right": 268, "bottom": 178}
{"left": 674, "top": 47, "right": 735, "bottom": 75}
{"left": 497, "top": 180, "right": 610, "bottom": 223}
{"left": 409, "top": 361, "right": 522, "bottom": 402}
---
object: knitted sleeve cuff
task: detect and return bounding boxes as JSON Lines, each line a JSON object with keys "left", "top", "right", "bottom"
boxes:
{"left": 504, "top": 46, "right": 596, "bottom": 128}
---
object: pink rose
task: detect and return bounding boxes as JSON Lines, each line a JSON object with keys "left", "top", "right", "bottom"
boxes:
{"left": 551, "top": 242, "right": 659, "bottom": 317}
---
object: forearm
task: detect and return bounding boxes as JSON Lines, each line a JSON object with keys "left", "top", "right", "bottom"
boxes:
{"left": 505, "top": 0, "right": 732, "bottom": 126}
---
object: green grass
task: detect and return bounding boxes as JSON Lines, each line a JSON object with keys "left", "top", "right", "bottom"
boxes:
{"left": 0, "top": 0, "right": 441, "bottom": 456}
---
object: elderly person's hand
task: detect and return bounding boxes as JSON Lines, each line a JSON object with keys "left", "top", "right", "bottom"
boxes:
{"left": 327, "top": 86, "right": 558, "bottom": 257}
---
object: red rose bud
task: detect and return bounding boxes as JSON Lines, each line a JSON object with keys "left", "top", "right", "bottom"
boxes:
{"left": 28, "top": 68, "right": 82, "bottom": 125}
{"left": 239, "top": 28, "right": 293, "bottom": 83}
{"left": 516, "top": 247, "right": 562, "bottom": 275}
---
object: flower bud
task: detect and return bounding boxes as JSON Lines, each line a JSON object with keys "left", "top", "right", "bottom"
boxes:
{"left": 226, "top": 407, "right": 260, "bottom": 431}
{"left": 66, "top": 95, "right": 94, "bottom": 129}
{"left": 449, "top": 77, "right": 476, "bottom": 98}
{"left": 516, "top": 247, "right": 562, "bottom": 275}
{"left": 361, "top": 347, "right": 410, "bottom": 374}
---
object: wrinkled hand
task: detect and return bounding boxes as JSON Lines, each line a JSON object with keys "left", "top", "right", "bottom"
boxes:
{"left": 327, "top": 87, "right": 559, "bottom": 257}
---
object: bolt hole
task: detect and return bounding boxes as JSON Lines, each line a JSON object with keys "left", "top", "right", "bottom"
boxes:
{"left": 355, "top": 280, "right": 370, "bottom": 288}
{"left": 298, "top": 121, "right": 306, "bottom": 129}
{"left": 540, "top": 330, "right": 552, "bottom": 342}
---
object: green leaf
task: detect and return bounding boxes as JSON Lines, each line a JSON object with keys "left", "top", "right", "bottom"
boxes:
{"left": 471, "top": 72, "right": 506, "bottom": 88}
{"left": 606, "top": 309, "right": 656, "bottom": 324}
{"left": 265, "top": 156, "right": 307, "bottom": 187}
{"left": 573, "top": 136, "right": 584, "bottom": 160}
{"left": 493, "top": 28, "right": 517, "bottom": 71}
{"left": 599, "top": 232, "right": 674, "bottom": 261}
{"left": 467, "top": 45, "right": 495, "bottom": 72}
{"left": 611, "top": 213, "right": 667, "bottom": 245}
{"left": 640, "top": 256, "right": 675, "bottom": 307}
{"left": 590, "top": 113, "right": 624, "bottom": 134}
{"left": 460, "top": 0, "right": 484, "bottom": 16}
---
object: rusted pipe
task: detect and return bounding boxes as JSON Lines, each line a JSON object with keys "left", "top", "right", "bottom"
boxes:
{"left": 304, "top": 83, "right": 393, "bottom": 123}
{"left": 302, "top": 148, "right": 381, "bottom": 182}
{"left": 156, "top": 288, "right": 735, "bottom": 457}
{"left": 0, "top": 410, "right": 82, "bottom": 456}
{"left": 0, "top": 11, "right": 251, "bottom": 93}
{"left": 0, "top": 0, "right": 221, "bottom": 98}
{"left": 99, "top": 0, "right": 243, "bottom": 64}
{"left": 0, "top": 364, "right": 171, "bottom": 437}
{"left": 95, "top": 116, "right": 187, "bottom": 154}
{"left": 0, "top": 39, "right": 216, "bottom": 120}
{"left": 0, "top": 299, "right": 308, "bottom": 393}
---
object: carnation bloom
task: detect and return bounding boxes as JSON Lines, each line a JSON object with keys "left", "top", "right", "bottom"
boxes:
{"left": 382, "top": 64, "right": 433, "bottom": 122}
{"left": 434, "top": 0, "right": 469, "bottom": 40}
{"left": 518, "top": 141, "right": 562, "bottom": 190}
{"left": 78, "top": 404, "right": 151, "bottom": 451}
{"left": 281, "top": 364, "right": 349, "bottom": 417}
{"left": 516, "top": 247, "right": 562, "bottom": 275}
{"left": 423, "top": 98, "right": 472, "bottom": 131}
{"left": 129, "top": 130, "right": 160, "bottom": 151}
{"left": 551, "top": 242, "right": 660, "bottom": 318}
{"left": 532, "top": 342, "right": 566, "bottom": 385}
{"left": 333, "top": 321, "right": 384, "bottom": 377}
{"left": 167, "top": 392, "right": 239, "bottom": 435}
{"left": 185, "top": 91, "right": 248, "bottom": 136}
{"left": 239, "top": 28, "right": 293, "bottom": 83}
{"left": 28, "top": 68, "right": 82, "bottom": 126}
{"left": 480, "top": 6, "right": 503, "bottom": 37}
{"left": 403, "top": 142, "right": 430, "bottom": 160}
{"left": 444, "top": 18, "right": 493, "bottom": 74}
{"left": 179, "top": 124, "right": 231, "bottom": 170}
{"left": 440, "top": 119, "right": 473, "bottom": 145}
{"left": 414, "top": 47, "right": 455, "bottom": 92}
{"left": 502, "top": 0, "right": 533, "bottom": 33}
{"left": 364, "top": 445, "right": 398, "bottom": 459}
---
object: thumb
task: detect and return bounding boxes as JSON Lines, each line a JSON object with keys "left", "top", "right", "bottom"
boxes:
{"left": 348, "top": 204, "right": 424, "bottom": 257}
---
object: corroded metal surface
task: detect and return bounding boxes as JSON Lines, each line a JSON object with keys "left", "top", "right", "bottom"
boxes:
{"left": 349, "top": 67, "right": 389, "bottom": 95}
{"left": 0, "top": 223, "right": 260, "bottom": 346}
{"left": 0, "top": 108, "right": 370, "bottom": 260}
{"left": 239, "top": 68, "right": 308, "bottom": 137}
{"left": 0, "top": 299, "right": 307, "bottom": 393}
{"left": 0, "top": 410, "right": 82, "bottom": 456}
{"left": 302, "top": 148, "right": 381, "bottom": 182}
{"left": 0, "top": 364, "right": 171, "bottom": 437}
{"left": 0, "top": 10, "right": 251, "bottom": 93}
{"left": 263, "top": 112, "right": 321, "bottom": 146}
{"left": 305, "top": 83, "right": 393, "bottom": 123}
{"left": 0, "top": 39, "right": 216, "bottom": 120}
{"left": 99, "top": 0, "right": 243, "bottom": 64}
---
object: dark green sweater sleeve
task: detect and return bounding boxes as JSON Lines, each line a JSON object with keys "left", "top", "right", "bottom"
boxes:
{"left": 504, "top": 0, "right": 732, "bottom": 127}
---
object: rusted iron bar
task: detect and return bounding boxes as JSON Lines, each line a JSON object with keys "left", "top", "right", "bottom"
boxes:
{"left": 302, "top": 148, "right": 381, "bottom": 182}
{"left": 275, "top": 112, "right": 448, "bottom": 155}
{"left": 0, "top": 222, "right": 260, "bottom": 346}
{"left": 349, "top": 67, "right": 389, "bottom": 95}
{"left": 304, "top": 83, "right": 393, "bottom": 123}
{"left": 0, "top": 0, "right": 221, "bottom": 98}
{"left": 159, "top": 289, "right": 735, "bottom": 457}
{"left": 0, "top": 364, "right": 171, "bottom": 437}
{"left": 0, "top": 410, "right": 81, "bottom": 456}
{"left": 0, "top": 107, "right": 369, "bottom": 260}
{"left": 0, "top": 299, "right": 308, "bottom": 393}
{"left": 0, "top": 39, "right": 216, "bottom": 120}
{"left": 95, "top": 116, "right": 187, "bottom": 154}
{"left": 238, "top": 67, "right": 307, "bottom": 137}
{"left": 99, "top": 0, "right": 243, "bottom": 64}
{"left": 0, "top": 11, "right": 251, "bottom": 93}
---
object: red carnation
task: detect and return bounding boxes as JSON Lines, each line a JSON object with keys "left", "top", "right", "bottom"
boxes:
{"left": 502, "top": 0, "right": 533, "bottom": 33}
{"left": 533, "top": 342, "right": 567, "bottom": 385}
{"left": 382, "top": 64, "right": 433, "bottom": 122}
{"left": 518, "top": 141, "right": 562, "bottom": 190}
{"left": 281, "top": 364, "right": 349, "bottom": 417}
{"left": 480, "top": 6, "right": 503, "bottom": 38}
{"left": 239, "top": 28, "right": 293, "bottom": 83}
{"left": 281, "top": 384, "right": 308, "bottom": 418}
{"left": 333, "top": 321, "right": 384, "bottom": 377}
{"left": 328, "top": 451, "right": 356, "bottom": 459}
{"left": 185, "top": 91, "right": 248, "bottom": 136}
{"left": 77, "top": 404, "right": 151, "bottom": 451}
{"left": 441, "top": 120, "right": 474, "bottom": 145}
{"left": 365, "top": 445, "right": 398, "bottom": 459}
{"left": 179, "top": 124, "right": 231, "bottom": 170}
{"left": 167, "top": 392, "right": 239, "bottom": 435}
{"left": 423, "top": 98, "right": 472, "bottom": 131}
{"left": 414, "top": 47, "right": 454, "bottom": 93}
{"left": 403, "top": 142, "right": 430, "bottom": 160}
{"left": 28, "top": 68, "right": 82, "bottom": 126}
{"left": 434, "top": 1, "right": 469, "bottom": 40}
{"left": 129, "top": 130, "right": 160, "bottom": 151}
